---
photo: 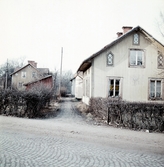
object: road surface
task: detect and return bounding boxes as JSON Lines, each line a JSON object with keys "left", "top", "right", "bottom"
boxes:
{"left": 0, "top": 98, "right": 164, "bottom": 167}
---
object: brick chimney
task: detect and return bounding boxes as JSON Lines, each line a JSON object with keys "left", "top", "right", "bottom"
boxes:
{"left": 28, "top": 61, "right": 37, "bottom": 68}
{"left": 122, "top": 26, "right": 133, "bottom": 34}
{"left": 117, "top": 32, "right": 123, "bottom": 38}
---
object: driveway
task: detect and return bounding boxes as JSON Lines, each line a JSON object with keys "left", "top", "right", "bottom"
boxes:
{"left": 0, "top": 97, "right": 164, "bottom": 167}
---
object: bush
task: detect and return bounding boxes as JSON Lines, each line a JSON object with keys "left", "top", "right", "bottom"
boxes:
{"left": 89, "top": 97, "right": 164, "bottom": 132}
{"left": 0, "top": 87, "right": 53, "bottom": 118}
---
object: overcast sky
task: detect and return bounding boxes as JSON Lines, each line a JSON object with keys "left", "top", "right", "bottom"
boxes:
{"left": 0, "top": 0, "right": 164, "bottom": 73}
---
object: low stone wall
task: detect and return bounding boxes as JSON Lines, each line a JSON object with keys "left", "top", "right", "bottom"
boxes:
{"left": 89, "top": 97, "right": 164, "bottom": 132}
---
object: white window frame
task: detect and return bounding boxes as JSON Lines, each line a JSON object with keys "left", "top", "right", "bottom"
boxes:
{"left": 108, "top": 78, "right": 121, "bottom": 97}
{"left": 149, "top": 79, "right": 163, "bottom": 100}
{"left": 21, "top": 71, "right": 26, "bottom": 78}
{"left": 129, "top": 49, "right": 145, "bottom": 67}
{"left": 32, "top": 72, "right": 36, "bottom": 78}
{"left": 107, "top": 52, "right": 114, "bottom": 66}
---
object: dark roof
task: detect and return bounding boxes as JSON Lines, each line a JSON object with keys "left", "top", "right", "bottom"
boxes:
{"left": 77, "top": 26, "right": 164, "bottom": 72}
{"left": 23, "top": 75, "right": 52, "bottom": 86}
{"left": 37, "top": 68, "right": 49, "bottom": 74}
{"left": 10, "top": 63, "right": 38, "bottom": 76}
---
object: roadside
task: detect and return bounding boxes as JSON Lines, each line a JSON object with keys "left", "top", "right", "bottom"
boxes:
{"left": 1, "top": 97, "right": 164, "bottom": 155}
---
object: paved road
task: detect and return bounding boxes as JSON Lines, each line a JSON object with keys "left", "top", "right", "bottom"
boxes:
{"left": 0, "top": 98, "right": 164, "bottom": 167}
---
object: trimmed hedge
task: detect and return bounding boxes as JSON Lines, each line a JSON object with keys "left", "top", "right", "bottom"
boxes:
{"left": 89, "top": 97, "right": 164, "bottom": 132}
{"left": 0, "top": 88, "right": 53, "bottom": 118}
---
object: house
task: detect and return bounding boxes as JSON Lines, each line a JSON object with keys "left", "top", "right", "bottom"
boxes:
{"left": 77, "top": 26, "right": 164, "bottom": 105}
{"left": 23, "top": 75, "right": 53, "bottom": 91}
{"left": 70, "top": 72, "right": 83, "bottom": 99}
{"left": 10, "top": 60, "right": 51, "bottom": 91}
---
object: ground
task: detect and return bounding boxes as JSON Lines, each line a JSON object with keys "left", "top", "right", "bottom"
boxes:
{"left": 0, "top": 98, "right": 164, "bottom": 167}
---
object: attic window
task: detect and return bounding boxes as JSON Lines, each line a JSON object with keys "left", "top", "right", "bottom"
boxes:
{"left": 107, "top": 52, "right": 114, "bottom": 66}
{"left": 133, "top": 33, "right": 139, "bottom": 45}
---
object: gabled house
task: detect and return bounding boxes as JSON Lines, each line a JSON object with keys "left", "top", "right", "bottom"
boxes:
{"left": 77, "top": 26, "right": 164, "bottom": 105}
{"left": 70, "top": 72, "right": 83, "bottom": 99}
{"left": 10, "top": 60, "right": 51, "bottom": 91}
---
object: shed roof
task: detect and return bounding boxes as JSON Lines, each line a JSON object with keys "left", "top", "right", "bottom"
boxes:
{"left": 23, "top": 75, "right": 52, "bottom": 86}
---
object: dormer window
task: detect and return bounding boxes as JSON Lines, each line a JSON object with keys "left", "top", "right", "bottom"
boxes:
{"left": 107, "top": 52, "right": 114, "bottom": 66}
{"left": 133, "top": 33, "right": 139, "bottom": 45}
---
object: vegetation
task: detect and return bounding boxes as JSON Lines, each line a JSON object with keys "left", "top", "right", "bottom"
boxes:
{"left": 0, "top": 87, "right": 53, "bottom": 118}
{"left": 88, "top": 97, "right": 164, "bottom": 132}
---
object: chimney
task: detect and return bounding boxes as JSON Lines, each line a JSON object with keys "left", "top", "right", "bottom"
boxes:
{"left": 117, "top": 32, "right": 123, "bottom": 38}
{"left": 122, "top": 26, "right": 133, "bottom": 34}
{"left": 28, "top": 61, "right": 37, "bottom": 68}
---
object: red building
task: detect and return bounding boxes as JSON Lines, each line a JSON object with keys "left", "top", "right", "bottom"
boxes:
{"left": 24, "top": 75, "right": 53, "bottom": 90}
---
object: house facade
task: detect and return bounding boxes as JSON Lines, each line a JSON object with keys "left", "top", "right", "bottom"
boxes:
{"left": 70, "top": 72, "right": 83, "bottom": 99}
{"left": 77, "top": 26, "right": 164, "bottom": 105}
{"left": 10, "top": 61, "right": 50, "bottom": 91}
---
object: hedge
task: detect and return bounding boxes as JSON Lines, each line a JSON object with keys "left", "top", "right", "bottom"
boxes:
{"left": 89, "top": 97, "right": 164, "bottom": 132}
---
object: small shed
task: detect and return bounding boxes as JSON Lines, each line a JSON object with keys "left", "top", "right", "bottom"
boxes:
{"left": 24, "top": 75, "right": 53, "bottom": 90}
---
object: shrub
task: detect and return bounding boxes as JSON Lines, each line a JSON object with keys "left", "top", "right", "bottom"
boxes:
{"left": 89, "top": 97, "right": 164, "bottom": 132}
{"left": 0, "top": 87, "right": 53, "bottom": 118}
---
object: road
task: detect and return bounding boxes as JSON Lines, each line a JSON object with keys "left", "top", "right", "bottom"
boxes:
{"left": 0, "top": 98, "right": 164, "bottom": 167}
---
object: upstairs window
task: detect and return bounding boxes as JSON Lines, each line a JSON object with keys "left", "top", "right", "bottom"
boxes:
{"left": 129, "top": 49, "right": 144, "bottom": 67}
{"left": 149, "top": 80, "right": 162, "bottom": 100}
{"left": 32, "top": 72, "right": 36, "bottom": 78}
{"left": 21, "top": 72, "right": 26, "bottom": 78}
{"left": 157, "top": 53, "right": 164, "bottom": 69}
{"left": 109, "top": 79, "right": 120, "bottom": 97}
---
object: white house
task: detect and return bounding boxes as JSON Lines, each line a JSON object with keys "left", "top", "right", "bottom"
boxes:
{"left": 77, "top": 26, "right": 164, "bottom": 105}
{"left": 70, "top": 72, "right": 83, "bottom": 99}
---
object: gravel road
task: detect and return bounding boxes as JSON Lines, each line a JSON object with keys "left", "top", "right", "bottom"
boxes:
{"left": 0, "top": 97, "right": 164, "bottom": 167}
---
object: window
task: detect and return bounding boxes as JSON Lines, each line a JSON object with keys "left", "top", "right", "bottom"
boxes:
{"left": 149, "top": 80, "right": 162, "bottom": 100}
{"left": 129, "top": 49, "right": 144, "bottom": 67}
{"left": 109, "top": 79, "right": 120, "bottom": 97}
{"left": 133, "top": 33, "right": 139, "bottom": 45}
{"left": 157, "top": 54, "right": 164, "bottom": 69}
{"left": 107, "top": 52, "right": 114, "bottom": 66}
{"left": 18, "top": 82, "right": 23, "bottom": 88}
{"left": 32, "top": 72, "right": 36, "bottom": 78}
{"left": 22, "top": 71, "right": 26, "bottom": 78}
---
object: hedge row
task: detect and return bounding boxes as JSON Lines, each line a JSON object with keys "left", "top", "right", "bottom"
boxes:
{"left": 89, "top": 97, "right": 164, "bottom": 132}
{"left": 0, "top": 88, "right": 53, "bottom": 118}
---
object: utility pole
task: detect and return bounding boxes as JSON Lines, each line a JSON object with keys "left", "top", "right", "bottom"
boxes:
{"left": 59, "top": 47, "right": 63, "bottom": 97}
{"left": 5, "top": 59, "right": 8, "bottom": 89}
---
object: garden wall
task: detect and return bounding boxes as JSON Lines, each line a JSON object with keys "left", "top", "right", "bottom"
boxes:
{"left": 89, "top": 97, "right": 164, "bottom": 132}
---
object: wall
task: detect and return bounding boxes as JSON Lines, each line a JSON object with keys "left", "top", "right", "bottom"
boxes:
{"left": 93, "top": 32, "right": 164, "bottom": 103}
{"left": 12, "top": 65, "right": 40, "bottom": 90}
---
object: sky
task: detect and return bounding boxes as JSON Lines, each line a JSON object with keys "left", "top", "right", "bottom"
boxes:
{"left": 0, "top": 0, "right": 164, "bottom": 73}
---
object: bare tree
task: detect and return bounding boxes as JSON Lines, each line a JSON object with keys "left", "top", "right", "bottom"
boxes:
{"left": 157, "top": 12, "right": 164, "bottom": 38}
{"left": 61, "top": 70, "right": 73, "bottom": 96}
{"left": 0, "top": 57, "right": 25, "bottom": 89}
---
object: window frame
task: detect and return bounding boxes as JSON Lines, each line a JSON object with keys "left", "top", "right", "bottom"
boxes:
{"left": 106, "top": 52, "right": 114, "bottom": 66}
{"left": 108, "top": 77, "right": 122, "bottom": 98}
{"left": 133, "top": 33, "right": 140, "bottom": 45}
{"left": 157, "top": 53, "right": 164, "bottom": 69}
{"left": 129, "top": 49, "right": 145, "bottom": 68}
{"left": 21, "top": 71, "right": 26, "bottom": 78}
{"left": 148, "top": 79, "right": 163, "bottom": 100}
